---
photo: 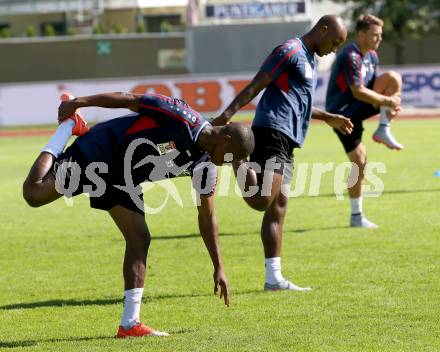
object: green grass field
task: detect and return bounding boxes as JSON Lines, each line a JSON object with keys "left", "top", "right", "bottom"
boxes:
{"left": 1, "top": 118, "right": 439, "bottom": 351}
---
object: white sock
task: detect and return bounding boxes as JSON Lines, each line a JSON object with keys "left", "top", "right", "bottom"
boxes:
{"left": 265, "top": 257, "right": 284, "bottom": 285}
{"left": 121, "top": 288, "right": 144, "bottom": 329}
{"left": 350, "top": 197, "right": 363, "bottom": 215}
{"left": 42, "top": 119, "right": 75, "bottom": 157}
{"left": 379, "top": 106, "right": 391, "bottom": 126}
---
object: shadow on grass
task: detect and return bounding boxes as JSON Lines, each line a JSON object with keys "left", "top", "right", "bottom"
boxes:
{"left": 0, "top": 326, "right": 198, "bottom": 349}
{"left": 0, "top": 298, "right": 122, "bottom": 310}
{"left": 0, "top": 335, "right": 114, "bottom": 349}
{"left": 285, "top": 225, "right": 348, "bottom": 234}
{"left": 154, "top": 232, "right": 253, "bottom": 240}
{"left": 155, "top": 226, "right": 348, "bottom": 241}
{"left": 0, "top": 289, "right": 262, "bottom": 311}
{"left": 309, "top": 188, "right": 440, "bottom": 199}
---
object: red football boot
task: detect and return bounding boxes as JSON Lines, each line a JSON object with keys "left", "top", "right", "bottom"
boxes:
{"left": 116, "top": 322, "right": 169, "bottom": 338}
{"left": 60, "top": 92, "right": 89, "bottom": 136}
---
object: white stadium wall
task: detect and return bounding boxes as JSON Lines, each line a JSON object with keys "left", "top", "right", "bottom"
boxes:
{"left": 0, "top": 65, "right": 439, "bottom": 126}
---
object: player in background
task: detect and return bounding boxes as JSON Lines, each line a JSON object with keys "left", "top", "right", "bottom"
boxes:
{"left": 326, "top": 14, "right": 403, "bottom": 228}
{"left": 23, "top": 92, "right": 254, "bottom": 337}
{"left": 212, "top": 15, "right": 353, "bottom": 291}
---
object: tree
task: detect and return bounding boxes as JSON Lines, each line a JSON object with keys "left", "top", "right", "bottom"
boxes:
{"left": 0, "top": 27, "right": 12, "bottom": 38}
{"left": 43, "top": 24, "right": 56, "bottom": 37}
{"left": 26, "top": 25, "right": 37, "bottom": 37}
{"left": 136, "top": 21, "right": 146, "bottom": 34}
{"left": 335, "top": 0, "right": 440, "bottom": 64}
{"left": 111, "top": 24, "right": 127, "bottom": 34}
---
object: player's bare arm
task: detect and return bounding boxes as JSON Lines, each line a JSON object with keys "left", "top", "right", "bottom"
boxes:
{"left": 58, "top": 92, "right": 143, "bottom": 122}
{"left": 311, "top": 107, "right": 353, "bottom": 135}
{"left": 350, "top": 84, "right": 401, "bottom": 111}
{"left": 212, "top": 70, "right": 272, "bottom": 126}
{"left": 197, "top": 194, "right": 229, "bottom": 306}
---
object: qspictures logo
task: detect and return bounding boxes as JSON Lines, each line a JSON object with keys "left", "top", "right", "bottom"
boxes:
{"left": 55, "top": 138, "right": 387, "bottom": 214}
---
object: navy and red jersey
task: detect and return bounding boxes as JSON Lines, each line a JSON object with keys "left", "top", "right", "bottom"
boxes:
{"left": 326, "top": 42, "right": 379, "bottom": 116}
{"left": 253, "top": 38, "right": 317, "bottom": 147}
{"left": 72, "top": 94, "right": 216, "bottom": 192}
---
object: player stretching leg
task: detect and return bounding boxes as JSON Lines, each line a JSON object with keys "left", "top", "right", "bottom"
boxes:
{"left": 326, "top": 14, "right": 403, "bottom": 228}
{"left": 213, "top": 15, "right": 353, "bottom": 291}
{"left": 23, "top": 92, "right": 254, "bottom": 337}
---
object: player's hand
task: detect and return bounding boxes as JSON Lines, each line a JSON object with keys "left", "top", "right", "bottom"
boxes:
{"left": 386, "top": 94, "right": 401, "bottom": 111}
{"left": 213, "top": 267, "right": 229, "bottom": 307}
{"left": 326, "top": 114, "right": 353, "bottom": 135}
{"left": 58, "top": 100, "right": 79, "bottom": 123}
{"left": 211, "top": 114, "right": 230, "bottom": 126}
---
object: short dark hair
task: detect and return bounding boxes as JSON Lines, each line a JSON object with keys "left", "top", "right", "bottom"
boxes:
{"left": 355, "top": 14, "right": 383, "bottom": 32}
{"left": 222, "top": 123, "right": 255, "bottom": 161}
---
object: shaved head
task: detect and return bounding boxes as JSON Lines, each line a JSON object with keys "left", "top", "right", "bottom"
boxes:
{"left": 220, "top": 123, "right": 255, "bottom": 161}
{"left": 306, "top": 14, "right": 347, "bottom": 57}
{"left": 316, "top": 15, "right": 346, "bottom": 34}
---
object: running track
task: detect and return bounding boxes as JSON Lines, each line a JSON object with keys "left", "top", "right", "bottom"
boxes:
{"left": 1, "top": 112, "right": 439, "bottom": 138}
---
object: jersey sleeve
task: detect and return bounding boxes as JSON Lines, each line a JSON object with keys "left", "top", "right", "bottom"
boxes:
{"left": 344, "top": 50, "right": 364, "bottom": 87}
{"left": 260, "top": 41, "right": 301, "bottom": 80}
{"left": 138, "top": 94, "right": 201, "bottom": 128}
{"left": 138, "top": 94, "right": 158, "bottom": 115}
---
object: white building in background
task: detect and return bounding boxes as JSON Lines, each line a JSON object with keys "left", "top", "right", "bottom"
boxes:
{"left": 201, "top": 0, "right": 346, "bottom": 25}
{"left": 0, "top": 0, "right": 346, "bottom": 71}
{"left": 0, "top": 0, "right": 191, "bottom": 35}
{"left": 0, "top": 0, "right": 346, "bottom": 36}
{"left": 195, "top": 0, "right": 347, "bottom": 71}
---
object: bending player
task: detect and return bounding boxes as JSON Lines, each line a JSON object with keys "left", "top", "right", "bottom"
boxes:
{"left": 23, "top": 92, "right": 254, "bottom": 337}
